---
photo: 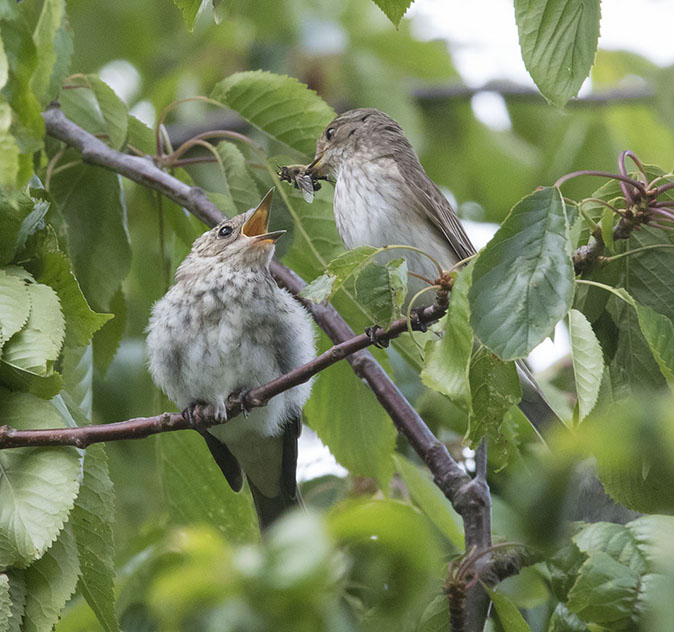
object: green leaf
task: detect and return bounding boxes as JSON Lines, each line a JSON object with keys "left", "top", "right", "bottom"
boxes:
{"left": 49, "top": 165, "right": 131, "bottom": 312}
{"left": 301, "top": 247, "right": 378, "bottom": 301}
{"left": 607, "top": 294, "right": 666, "bottom": 396}
{"left": 592, "top": 396, "right": 674, "bottom": 514}
{"left": 5, "top": 571, "right": 25, "bottom": 632}
{"left": 354, "top": 259, "right": 407, "bottom": 328}
{"left": 596, "top": 286, "right": 674, "bottom": 394}
{"left": 173, "top": 0, "right": 203, "bottom": 31}
{"left": 60, "top": 74, "right": 128, "bottom": 150}
{"left": 468, "top": 346, "right": 522, "bottom": 446}
{"left": 0, "top": 100, "right": 19, "bottom": 187}
{"left": 469, "top": 187, "right": 574, "bottom": 360}
{"left": 566, "top": 551, "right": 639, "bottom": 628}
{"left": 629, "top": 515, "right": 674, "bottom": 572}
{"left": 0, "top": 34, "right": 7, "bottom": 91}
{"left": 573, "top": 522, "right": 645, "bottom": 574}
{"left": 1, "top": 280, "right": 65, "bottom": 372}
{"left": 298, "top": 273, "right": 335, "bottom": 303}
{"left": 0, "top": 267, "right": 30, "bottom": 348}
{"left": 126, "top": 115, "right": 155, "bottom": 155}
{"left": 61, "top": 345, "right": 94, "bottom": 417}
{"left": 215, "top": 141, "right": 261, "bottom": 212}
{"left": 211, "top": 71, "right": 336, "bottom": 156}
{"left": 370, "top": 0, "right": 413, "bottom": 27}
{"left": 485, "top": 586, "right": 532, "bottom": 631}
{"left": 93, "top": 287, "right": 125, "bottom": 373}
{"left": 0, "top": 17, "right": 44, "bottom": 154}
{"left": 305, "top": 338, "right": 397, "bottom": 489}
{"left": 0, "top": 389, "right": 80, "bottom": 568}
{"left": 619, "top": 226, "right": 674, "bottom": 318}
{"left": 568, "top": 309, "right": 603, "bottom": 421}
{"left": 514, "top": 0, "right": 600, "bottom": 107}
{"left": 0, "top": 573, "right": 10, "bottom": 632}
{"left": 71, "top": 444, "right": 120, "bottom": 632}
{"left": 600, "top": 207, "right": 615, "bottom": 251}
{"left": 548, "top": 603, "right": 590, "bottom": 632}
{"left": 30, "top": 0, "right": 67, "bottom": 106}
{"left": 22, "top": 524, "right": 81, "bottom": 632}
{"left": 158, "top": 431, "right": 258, "bottom": 544}
{"left": 421, "top": 264, "right": 473, "bottom": 412}
{"left": 417, "top": 594, "right": 450, "bottom": 632}
{"left": 633, "top": 302, "right": 674, "bottom": 391}
{"left": 0, "top": 191, "right": 34, "bottom": 266}
{"left": 329, "top": 500, "right": 440, "bottom": 622}
{"left": 27, "top": 251, "right": 112, "bottom": 349}
{"left": 392, "top": 455, "right": 463, "bottom": 549}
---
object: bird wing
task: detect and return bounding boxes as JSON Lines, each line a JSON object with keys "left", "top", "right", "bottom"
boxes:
{"left": 200, "top": 429, "right": 244, "bottom": 491}
{"left": 400, "top": 160, "right": 476, "bottom": 262}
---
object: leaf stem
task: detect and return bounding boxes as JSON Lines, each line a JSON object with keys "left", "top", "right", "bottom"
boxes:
{"left": 600, "top": 244, "right": 674, "bottom": 264}
{"left": 405, "top": 285, "right": 441, "bottom": 353}
{"left": 378, "top": 244, "right": 444, "bottom": 278}
{"left": 576, "top": 201, "right": 601, "bottom": 232}
{"left": 554, "top": 170, "right": 648, "bottom": 199}
{"left": 575, "top": 279, "right": 634, "bottom": 305}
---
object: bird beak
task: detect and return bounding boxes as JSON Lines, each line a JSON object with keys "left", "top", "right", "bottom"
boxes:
{"left": 242, "top": 188, "right": 286, "bottom": 245}
{"left": 307, "top": 151, "right": 327, "bottom": 179}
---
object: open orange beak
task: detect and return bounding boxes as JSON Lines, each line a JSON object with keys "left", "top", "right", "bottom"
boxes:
{"left": 242, "top": 189, "right": 285, "bottom": 245}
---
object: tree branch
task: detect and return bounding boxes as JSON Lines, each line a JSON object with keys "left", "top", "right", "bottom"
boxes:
{"left": 0, "top": 296, "right": 446, "bottom": 449}
{"left": 41, "top": 106, "right": 498, "bottom": 624}
{"left": 167, "top": 83, "right": 656, "bottom": 147}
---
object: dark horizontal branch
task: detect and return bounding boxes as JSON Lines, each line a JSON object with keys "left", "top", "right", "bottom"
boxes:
{"left": 0, "top": 297, "right": 448, "bottom": 449}
{"left": 167, "top": 83, "right": 655, "bottom": 146}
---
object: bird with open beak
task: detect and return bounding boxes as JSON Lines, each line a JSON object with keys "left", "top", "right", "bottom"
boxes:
{"left": 146, "top": 189, "right": 316, "bottom": 529}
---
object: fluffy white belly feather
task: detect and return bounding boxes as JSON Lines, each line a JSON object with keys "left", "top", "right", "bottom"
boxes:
{"left": 333, "top": 159, "right": 458, "bottom": 294}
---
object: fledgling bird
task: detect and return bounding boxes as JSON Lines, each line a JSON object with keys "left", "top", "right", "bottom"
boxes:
{"left": 306, "top": 108, "right": 560, "bottom": 433}
{"left": 146, "top": 190, "right": 315, "bottom": 529}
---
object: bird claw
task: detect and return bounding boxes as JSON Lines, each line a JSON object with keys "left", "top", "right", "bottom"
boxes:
{"left": 227, "top": 388, "right": 252, "bottom": 418}
{"left": 182, "top": 401, "right": 219, "bottom": 431}
{"left": 365, "top": 325, "right": 389, "bottom": 349}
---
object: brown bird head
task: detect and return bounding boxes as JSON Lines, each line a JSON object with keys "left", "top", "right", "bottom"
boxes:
{"left": 189, "top": 189, "right": 285, "bottom": 266}
{"left": 308, "top": 108, "right": 413, "bottom": 180}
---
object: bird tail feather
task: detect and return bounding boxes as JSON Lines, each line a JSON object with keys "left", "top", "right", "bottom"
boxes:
{"left": 247, "top": 477, "right": 302, "bottom": 531}
{"left": 516, "top": 359, "right": 563, "bottom": 438}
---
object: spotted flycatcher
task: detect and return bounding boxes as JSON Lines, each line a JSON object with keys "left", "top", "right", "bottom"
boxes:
{"left": 306, "top": 108, "right": 559, "bottom": 430}
{"left": 146, "top": 190, "right": 315, "bottom": 528}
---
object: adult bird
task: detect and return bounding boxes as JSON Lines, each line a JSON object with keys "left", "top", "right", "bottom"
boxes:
{"left": 306, "top": 108, "right": 560, "bottom": 433}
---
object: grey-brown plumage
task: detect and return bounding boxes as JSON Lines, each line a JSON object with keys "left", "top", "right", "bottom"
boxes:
{"left": 146, "top": 190, "right": 315, "bottom": 528}
{"left": 308, "top": 108, "right": 560, "bottom": 433}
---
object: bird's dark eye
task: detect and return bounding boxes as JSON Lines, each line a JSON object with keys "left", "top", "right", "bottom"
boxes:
{"left": 218, "top": 225, "right": 233, "bottom": 238}
{"left": 326, "top": 127, "right": 335, "bottom": 141}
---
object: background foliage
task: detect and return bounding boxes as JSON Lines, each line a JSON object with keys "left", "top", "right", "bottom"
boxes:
{"left": 1, "top": 0, "right": 674, "bottom": 631}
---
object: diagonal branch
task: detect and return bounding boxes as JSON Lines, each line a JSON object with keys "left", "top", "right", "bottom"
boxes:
{"left": 40, "top": 105, "right": 517, "bottom": 627}
{"left": 40, "top": 104, "right": 477, "bottom": 510}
